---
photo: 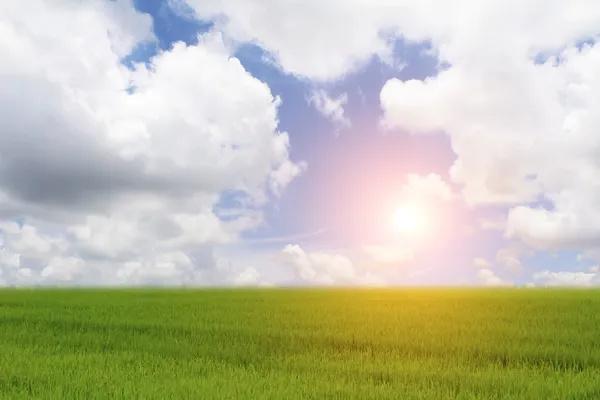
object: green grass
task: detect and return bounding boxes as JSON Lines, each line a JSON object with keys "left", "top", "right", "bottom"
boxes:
{"left": 0, "top": 288, "right": 599, "bottom": 399}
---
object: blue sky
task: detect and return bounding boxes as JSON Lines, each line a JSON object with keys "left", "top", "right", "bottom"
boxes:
{"left": 1, "top": 0, "right": 599, "bottom": 287}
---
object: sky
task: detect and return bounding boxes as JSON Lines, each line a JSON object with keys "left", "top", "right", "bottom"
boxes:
{"left": 1, "top": 0, "right": 600, "bottom": 287}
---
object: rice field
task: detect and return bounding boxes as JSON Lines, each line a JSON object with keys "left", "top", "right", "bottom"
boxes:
{"left": 0, "top": 288, "right": 599, "bottom": 399}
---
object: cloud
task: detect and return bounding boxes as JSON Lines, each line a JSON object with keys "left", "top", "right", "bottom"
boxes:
{"left": 179, "top": 0, "right": 399, "bottom": 81}
{"left": 0, "top": 0, "right": 303, "bottom": 285}
{"left": 533, "top": 270, "right": 600, "bottom": 287}
{"left": 232, "top": 267, "right": 262, "bottom": 286}
{"left": 401, "top": 173, "right": 454, "bottom": 203}
{"left": 0, "top": 220, "right": 262, "bottom": 286}
{"left": 473, "top": 257, "right": 491, "bottom": 268}
{"left": 495, "top": 247, "right": 525, "bottom": 275}
{"left": 280, "top": 245, "right": 384, "bottom": 286}
{"left": 308, "top": 89, "right": 351, "bottom": 132}
{"left": 374, "top": 2, "right": 600, "bottom": 260}
{"left": 5, "top": 0, "right": 600, "bottom": 285}
{"left": 179, "top": 0, "right": 600, "bottom": 88}
{"left": 505, "top": 201, "right": 600, "bottom": 253}
{"left": 477, "top": 268, "right": 513, "bottom": 287}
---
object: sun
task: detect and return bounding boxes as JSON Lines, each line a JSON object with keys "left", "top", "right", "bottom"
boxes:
{"left": 392, "top": 204, "right": 424, "bottom": 235}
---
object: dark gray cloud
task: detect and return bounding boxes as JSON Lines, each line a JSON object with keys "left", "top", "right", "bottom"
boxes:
{"left": 0, "top": 77, "right": 237, "bottom": 215}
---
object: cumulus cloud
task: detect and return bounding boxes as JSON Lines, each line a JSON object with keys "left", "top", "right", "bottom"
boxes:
{"left": 477, "top": 268, "right": 513, "bottom": 287}
{"left": 232, "top": 267, "right": 262, "bottom": 286}
{"left": 308, "top": 89, "right": 351, "bottom": 132}
{"left": 0, "top": 220, "right": 262, "bottom": 286}
{"left": 473, "top": 257, "right": 491, "bottom": 268}
{"left": 495, "top": 247, "right": 525, "bottom": 275}
{"left": 533, "top": 270, "right": 600, "bottom": 287}
{"left": 401, "top": 173, "right": 454, "bottom": 203}
{"left": 5, "top": 0, "right": 600, "bottom": 285}
{"left": 280, "top": 245, "right": 384, "bottom": 286}
{"left": 371, "top": 1, "right": 600, "bottom": 262}
{"left": 180, "top": 0, "right": 399, "bottom": 81}
{"left": 0, "top": 0, "right": 303, "bottom": 285}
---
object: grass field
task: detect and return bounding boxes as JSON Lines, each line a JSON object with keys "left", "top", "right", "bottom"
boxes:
{"left": 0, "top": 288, "right": 599, "bottom": 399}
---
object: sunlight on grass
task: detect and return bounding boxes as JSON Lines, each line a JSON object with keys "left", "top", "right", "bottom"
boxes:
{"left": 0, "top": 288, "right": 599, "bottom": 399}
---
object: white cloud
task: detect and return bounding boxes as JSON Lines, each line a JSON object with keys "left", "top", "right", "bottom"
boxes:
{"left": 41, "top": 257, "right": 86, "bottom": 283}
{"left": 374, "top": 2, "right": 600, "bottom": 260}
{"left": 233, "top": 267, "right": 262, "bottom": 286}
{"left": 590, "top": 265, "right": 599, "bottom": 273}
{"left": 0, "top": 0, "right": 303, "bottom": 286}
{"left": 308, "top": 89, "right": 351, "bottom": 132}
{"left": 495, "top": 247, "right": 524, "bottom": 275}
{"left": 381, "top": 52, "right": 557, "bottom": 206}
{"left": 180, "top": 0, "right": 600, "bottom": 86}
{"left": 473, "top": 257, "right": 491, "bottom": 268}
{"left": 281, "top": 244, "right": 354, "bottom": 285}
{"left": 6, "top": 0, "right": 600, "bottom": 285}
{"left": 401, "top": 173, "right": 454, "bottom": 203}
{"left": 180, "top": 0, "right": 398, "bottom": 81}
{"left": 477, "top": 268, "right": 512, "bottom": 287}
{"left": 533, "top": 270, "right": 599, "bottom": 287}
{"left": 281, "top": 245, "right": 384, "bottom": 286}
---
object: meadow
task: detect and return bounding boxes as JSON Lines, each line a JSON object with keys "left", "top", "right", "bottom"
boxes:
{"left": 0, "top": 288, "right": 599, "bottom": 399}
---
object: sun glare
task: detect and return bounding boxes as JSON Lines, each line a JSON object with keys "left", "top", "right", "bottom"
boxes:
{"left": 392, "top": 204, "right": 424, "bottom": 235}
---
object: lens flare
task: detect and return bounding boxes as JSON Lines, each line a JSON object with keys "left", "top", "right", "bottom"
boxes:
{"left": 392, "top": 204, "right": 424, "bottom": 235}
